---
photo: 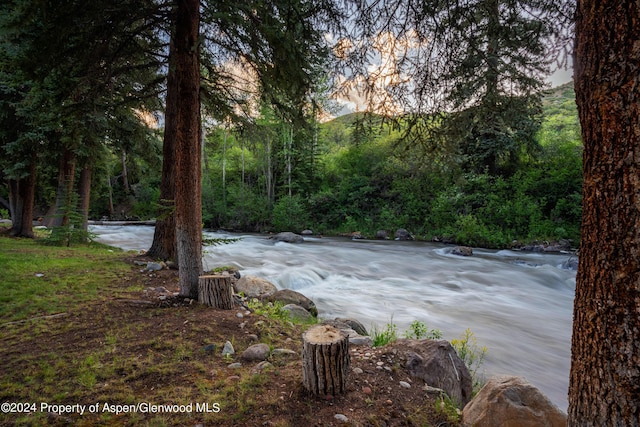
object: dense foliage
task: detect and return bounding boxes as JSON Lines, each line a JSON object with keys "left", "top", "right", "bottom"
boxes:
{"left": 0, "top": 1, "right": 578, "bottom": 249}
{"left": 83, "top": 82, "right": 580, "bottom": 248}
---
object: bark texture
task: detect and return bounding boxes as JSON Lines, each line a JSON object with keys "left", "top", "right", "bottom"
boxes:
{"left": 302, "top": 324, "right": 350, "bottom": 396}
{"left": 173, "top": 0, "right": 202, "bottom": 299}
{"left": 198, "top": 275, "right": 234, "bottom": 309}
{"left": 569, "top": 1, "right": 640, "bottom": 425}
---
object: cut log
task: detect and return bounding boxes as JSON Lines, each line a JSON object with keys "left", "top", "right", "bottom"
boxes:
{"left": 198, "top": 275, "right": 234, "bottom": 309}
{"left": 302, "top": 324, "right": 350, "bottom": 396}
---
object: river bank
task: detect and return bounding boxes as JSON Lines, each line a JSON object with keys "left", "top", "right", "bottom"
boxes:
{"left": 90, "top": 225, "right": 576, "bottom": 411}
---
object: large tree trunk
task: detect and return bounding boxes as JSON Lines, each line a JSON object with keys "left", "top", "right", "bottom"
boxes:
{"left": 77, "top": 164, "right": 92, "bottom": 232}
{"left": 147, "top": 31, "right": 178, "bottom": 262}
{"left": 8, "top": 153, "right": 37, "bottom": 238}
{"left": 568, "top": 1, "right": 640, "bottom": 425}
{"left": 46, "top": 147, "right": 76, "bottom": 228}
{"left": 173, "top": 0, "right": 202, "bottom": 299}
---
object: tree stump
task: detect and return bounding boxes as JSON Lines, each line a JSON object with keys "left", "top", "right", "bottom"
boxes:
{"left": 198, "top": 275, "right": 234, "bottom": 309}
{"left": 302, "top": 324, "right": 350, "bottom": 396}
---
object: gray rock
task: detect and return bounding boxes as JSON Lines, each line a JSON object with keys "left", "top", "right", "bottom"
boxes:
{"left": 234, "top": 275, "right": 277, "bottom": 298}
{"left": 334, "top": 414, "right": 348, "bottom": 422}
{"left": 281, "top": 304, "right": 313, "bottom": 321}
{"left": 561, "top": 256, "right": 579, "bottom": 271}
{"left": 335, "top": 317, "right": 368, "bottom": 336}
{"left": 349, "top": 335, "right": 373, "bottom": 346}
{"left": 241, "top": 343, "right": 271, "bottom": 361}
{"left": 222, "top": 341, "right": 235, "bottom": 357}
{"left": 462, "top": 376, "right": 567, "bottom": 427}
{"left": 452, "top": 246, "right": 473, "bottom": 256}
{"left": 394, "top": 228, "right": 413, "bottom": 240}
{"left": 301, "top": 229, "right": 314, "bottom": 235}
{"left": 266, "top": 289, "right": 318, "bottom": 316}
{"left": 267, "top": 232, "right": 304, "bottom": 243}
{"left": 227, "top": 362, "right": 242, "bottom": 369}
{"left": 394, "top": 339, "right": 473, "bottom": 408}
{"left": 375, "top": 230, "right": 389, "bottom": 239}
{"left": 272, "top": 348, "right": 297, "bottom": 356}
{"left": 251, "top": 361, "right": 273, "bottom": 374}
{"left": 146, "top": 261, "right": 164, "bottom": 271}
{"left": 399, "top": 381, "right": 411, "bottom": 389}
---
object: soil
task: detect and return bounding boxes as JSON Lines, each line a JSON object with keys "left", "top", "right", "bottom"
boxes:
{"left": 1, "top": 255, "right": 461, "bottom": 427}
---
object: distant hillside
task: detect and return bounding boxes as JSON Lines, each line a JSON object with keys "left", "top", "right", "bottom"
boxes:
{"left": 543, "top": 81, "right": 575, "bottom": 109}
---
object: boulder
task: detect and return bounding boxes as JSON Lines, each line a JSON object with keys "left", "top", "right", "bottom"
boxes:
{"left": 267, "top": 232, "right": 304, "bottom": 243}
{"left": 375, "top": 230, "right": 389, "bottom": 240}
{"left": 561, "top": 256, "right": 579, "bottom": 271}
{"left": 335, "top": 317, "right": 368, "bottom": 336}
{"left": 301, "top": 229, "right": 314, "bottom": 235}
{"left": 452, "top": 246, "right": 473, "bottom": 256}
{"left": 461, "top": 376, "right": 567, "bottom": 427}
{"left": 241, "top": 343, "right": 271, "bottom": 362}
{"left": 392, "top": 339, "right": 472, "bottom": 407}
{"left": 394, "top": 228, "right": 413, "bottom": 240}
{"left": 281, "top": 304, "right": 314, "bottom": 322}
{"left": 234, "top": 275, "right": 277, "bottom": 298}
{"left": 265, "top": 289, "right": 318, "bottom": 316}
{"left": 321, "top": 319, "right": 372, "bottom": 346}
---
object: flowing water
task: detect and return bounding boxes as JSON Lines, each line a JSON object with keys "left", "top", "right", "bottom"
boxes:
{"left": 91, "top": 225, "right": 575, "bottom": 411}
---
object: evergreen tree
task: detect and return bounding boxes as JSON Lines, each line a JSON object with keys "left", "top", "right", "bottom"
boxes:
{"left": 0, "top": 0, "right": 165, "bottom": 236}
{"left": 347, "top": 0, "right": 574, "bottom": 176}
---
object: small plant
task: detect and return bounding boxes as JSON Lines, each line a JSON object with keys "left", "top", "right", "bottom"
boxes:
{"left": 403, "top": 320, "right": 443, "bottom": 340}
{"left": 44, "top": 208, "right": 96, "bottom": 247}
{"left": 434, "top": 394, "right": 461, "bottom": 423}
{"left": 451, "top": 328, "right": 488, "bottom": 392}
{"left": 247, "top": 299, "right": 288, "bottom": 322}
{"left": 371, "top": 319, "right": 398, "bottom": 347}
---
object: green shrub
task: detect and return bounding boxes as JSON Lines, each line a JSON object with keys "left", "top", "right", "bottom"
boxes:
{"left": 451, "top": 328, "right": 487, "bottom": 392}
{"left": 446, "top": 214, "right": 508, "bottom": 248}
{"left": 403, "top": 320, "right": 443, "bottom": 340}
{"left": 271, "top": 194, "right": 310, "bottom": 232}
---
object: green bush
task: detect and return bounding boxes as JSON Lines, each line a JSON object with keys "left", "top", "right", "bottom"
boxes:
{"left": 451, "top": 328, "right": 487, "bottom": 393}
{"left": 271, "top": 194, "right": 310, "bottom": 232}
{"left": 403, "top": 320, "right": 443, "bottom": 340}
{"left": 446, "top": 214, "right": 508, "bottom": 248}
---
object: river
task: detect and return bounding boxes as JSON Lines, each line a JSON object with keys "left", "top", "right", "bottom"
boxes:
{"left": 91, "top": 224, "right": 575, "bottom": 411}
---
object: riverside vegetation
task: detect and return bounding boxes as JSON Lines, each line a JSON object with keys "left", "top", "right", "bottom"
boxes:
{"left": 14, "top": 82, "right": 581, "bottom": 250}
{"left": 0, "top": 231, "right": 488, "bottom": 426}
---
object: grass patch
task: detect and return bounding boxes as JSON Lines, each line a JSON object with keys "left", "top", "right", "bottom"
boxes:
{"left": 0, "top": 237, "right": 129, "bottom": 322}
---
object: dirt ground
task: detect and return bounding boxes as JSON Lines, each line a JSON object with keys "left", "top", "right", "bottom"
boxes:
{"left": 1, "top": 256, "right": 460, "bottom": 427}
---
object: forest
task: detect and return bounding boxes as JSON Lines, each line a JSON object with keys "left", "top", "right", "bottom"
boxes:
{"left": 0, "top": 0, "right": 580, "bottom": 249}
{"left": 86, "top": 82, "right": 581, "bottom": 248}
